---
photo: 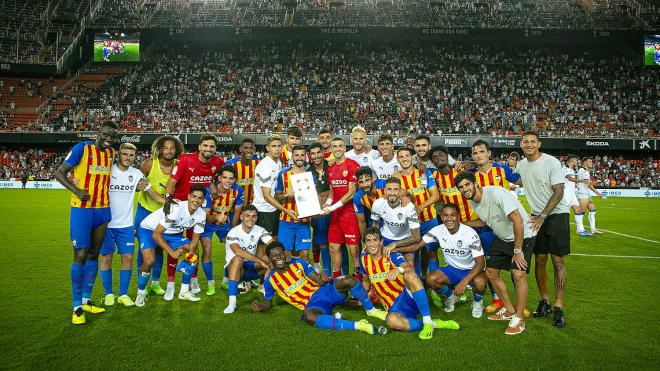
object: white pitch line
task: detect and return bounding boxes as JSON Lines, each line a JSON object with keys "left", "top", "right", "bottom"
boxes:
{"left": 572, "top": 253, "right": 660, "bottom": 259}
{"left": 569, "top": 223, "right": 660, "bottom": 244}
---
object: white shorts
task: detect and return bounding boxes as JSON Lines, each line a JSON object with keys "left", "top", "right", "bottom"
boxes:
{"left": 564, "top": 192, "right": 580, "bottom": 207}
{"left": 576, "top": 191, "right": 591, "bottom": 200}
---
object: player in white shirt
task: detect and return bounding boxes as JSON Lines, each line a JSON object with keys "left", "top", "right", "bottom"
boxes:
{"left": 223, "top": 205, "right": 274, "bottom": 314}
{"left": 369, "top": 134, "right": 400, "bottom": 186}
{"left": 370, "top": 177, "right": 422, "bottom": 265}
{"left": 136, "top": 185, "right": 207, "bottom": 306}
{"left": 253, "top": 135, "right": 290, "bottom": 238}
{"left": 417, "top": 203, "right": 488, "bottom": 319}
{"left": 345, "top": 125, "right": 380, "bottom": 167}
{"left": 99, "top": 143, "right": 164, "bottom": 307}
{"left": 563, "top": 155, "right": 588, "bottom": 235}
{"left": 576, "top": 157, "right": 605, "bottom": 234}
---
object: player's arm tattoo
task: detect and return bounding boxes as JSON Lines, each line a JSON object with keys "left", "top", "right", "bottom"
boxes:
{"left": 393, "top": 228, "right": 422, "bottom": 253}
{"left": 551, "top": 255, "right": 567, "bottom": 292}
{"left": 540, "top": 183, "right": 564, "bottom": 216}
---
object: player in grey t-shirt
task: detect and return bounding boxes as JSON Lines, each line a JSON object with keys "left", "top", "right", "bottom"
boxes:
{"left": 455, "top": 172, "right": 535, "bottom": 336}
{"left": 516, "top": 131, "right": 569, "bottom": 328}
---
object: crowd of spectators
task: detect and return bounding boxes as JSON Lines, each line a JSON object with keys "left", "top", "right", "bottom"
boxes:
{"left": 0, "top": 149, "right": 64, "bottom": 180}
{"left": 41, "top": 42, "right": 658, "bottom": 138}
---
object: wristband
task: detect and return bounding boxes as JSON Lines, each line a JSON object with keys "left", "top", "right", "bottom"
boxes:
{"left": 324, "top": 198, "right": 333, "bottom": 207}
{"left": 328, "top": 200, "right": 344, "bottom": 212}
{"left": 397, "top": 267, "right": 405, "bottom": 274}
{"left": 143, "top": 183, "right": 152, "bottom": 192}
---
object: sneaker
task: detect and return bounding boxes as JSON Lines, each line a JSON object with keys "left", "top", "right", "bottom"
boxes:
{"left": 485, "top": 299, "right": 503, "bottom": 313}
{"left": 355, "top": 319, "right": 374, "bottom": 335}
{"left": 418, "top": 322, "right": 434, "bottom": 340}
{"left": 471, "top": 301, "right": 484, "bottom": 319}
{"left": 103, "top": 294, "right": 116, "bottom": 307}
{"left": 150, "top": 284, "right": 166, "bottom": 296}
{"left": 505, "top": 315, "right": 525, "bottom": 335}
{"left": 178, "top": 291, "right": 201, "bottom": 302}
{"left": 117, "top": 295, "right": 135, "bottom": 307}
{"left": 164, "top": 284, "right": 175, "bottom": 301}
{"left": 71, "top": 307, "right": 86, "bottom": 325}
{"left": 191, "top": 278, "right": 201, "bottom": 294}
{"left": 523, "top": 308, "right": 531, "bottom": 318}
{"left": 82, "top": 300, "right": 106, "bottom": 314}
{"left": 206, "top": 284, "right": 216, "bottom": 296}
{"left": 221, "top": 277, "right": 229, "bottom": 290}
{"left": 444, "top": 294, "right": 456, "bottom": 313}
{"left": 429, "top": 290, "right": 443, "bottom": 308}
{"left": 433, "top": 319, "right": 460, "bottom": 331}
{"left": 590, "top": 229, "right": 603, "bottom": 235}
{"left": 552, "top": 307, "right": 566, "bottom": 328}
{"left": 257, "top": 284, "right": 265, "bottom": 295}
{"left": 578, "top": 231, "right": 592, "bottom": 237}
{"left": 135, "top": 292, "right": 147, "bottom": 308}
{"left": 532, "top": 299, "right": 552, "bottom": 317}
{"left": 367, "top": 308, "right": 387, "bottom": 321}
{"left": 487, "top": 307, "right": 514, "bottom": 321}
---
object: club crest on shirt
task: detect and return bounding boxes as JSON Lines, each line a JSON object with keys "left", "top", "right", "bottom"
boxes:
{"left": 250, "top": 235, "right": 255, "bottom": 241}
{"left": 128, "top": 175, "right": 134, "bottom": 182}
{"left": 342, "top": 170, "right": 348, "bottom": 177}
{"left": 212, "top": 166, "right": 217, "bottom": 173}
{"left": 457, "top": 240, "right": 463, "bottom": 249}
{"left": 397, "top": 212, "right": 403, "bottom": 220}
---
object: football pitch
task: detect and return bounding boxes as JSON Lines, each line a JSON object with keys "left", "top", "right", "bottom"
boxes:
{"left": 1, "top": 190, "right": 659, "bottom": 370}
{"left": 93, "top": 43, "right": 140, "bottom": 62}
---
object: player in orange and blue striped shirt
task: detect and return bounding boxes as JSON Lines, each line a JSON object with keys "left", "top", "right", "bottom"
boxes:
{"left": 360, "top": 227, "right": 460, "bottom": 339}
{"left": 353, "top": 166, "right": 385, "bottom": 238}
{"left": 279, "top": 125, "right": 303, "bottom": 167}
{"left": 471, "top": 139, "right": 521, "bottom": 190}
{"left": 250, "top": 242, "right": 387, "bottom": 334}
{"left": 201, "top": 165, "right": 244, "bottom": 295}
{"left": 226, "top": 138, "right": 259, "bottom": 205}
{"left": 55, "top": 121, "right": 118, "bottom": 325}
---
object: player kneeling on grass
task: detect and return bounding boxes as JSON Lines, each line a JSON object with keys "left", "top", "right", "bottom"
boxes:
{"left": 250, "top": 242, "right": 388, "bottom": 334}
{"left": 223, "top": 205, "right": 274, "bottom": 314}
{"left": 418, "top": 203, "right": 488, "bottom": 319}
{"left": 360, "top": 227, "right": 459, "bottom": 340}
{"left": 136, "top": 185, "right": 207, "bottom": 306}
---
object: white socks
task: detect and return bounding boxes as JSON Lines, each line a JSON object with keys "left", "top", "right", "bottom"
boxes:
{"left": 588, "top": 210, "right": 596, "bottom": 230}
{"left": 180, "top": 283, "right": 190, "bottom": 294}
{"left": 575, "top": 213, "right": 585, "bottom": 232}
{"left": 224, "top": 296, "right": 237, "bottom": 314}
{"left": 422, "top": 315, "right": 432, "bottom": 324}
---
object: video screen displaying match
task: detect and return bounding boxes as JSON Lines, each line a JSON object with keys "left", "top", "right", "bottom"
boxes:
{"left": 643, "top": 35, "right": 660, "bottom": 66}
{"left": 93, "top": 32, "right": 140, "bottom": 62}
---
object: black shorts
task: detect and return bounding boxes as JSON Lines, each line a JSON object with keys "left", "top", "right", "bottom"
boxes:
{"left": 533, "top": 213, "right": 570, "bottom": 256}
{"left": 487, "top": 236, "right": 536, "bottom": 273}
{"left": 257, "top": 210, "right": 280, "bottom": 235}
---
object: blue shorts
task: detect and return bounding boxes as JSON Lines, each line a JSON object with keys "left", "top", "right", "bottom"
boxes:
{"left": 388, "top": 289, "right": 420, "bottom": 319}
{"left": 439, "top": 265, "right": 471, "bottom": 286}
{"left": 312, "top": 215, "right": 330, "bottom": 245}
{"left": 420, "top": 219, "right": 440, "bottom": 251}
{"left": 70, "top": 207, "right": 112, "bottom": 250}
{"left": 474, "top": 226, "right": 495, "bottom": 256}
{"left": 224, "top": 260, "right": 261, "bottom": 281}
{"left": 201, "top": 222, "right": 231, "bottom": 240}
{"left": 304, "top": 282, "right": 348, "bottom": 315}
{"left": 138, "top": 227, "right": 190, "bottom": 251}
{"left": 100, "top": 227, "right": 136, "bottom": 255}
{"left": 134, "top": 203, "right": 152, "bottom": 233}
{"left": 279, "top": 221, "right": 312, "bottom": 252}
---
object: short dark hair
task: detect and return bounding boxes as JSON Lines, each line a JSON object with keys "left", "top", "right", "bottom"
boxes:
{"left": 567, "top": 154, "right": 579, "bottom": 162}
{"left": 508, "top": 152, "right": 520, "bottom": 160}
{"left": 240, "top": 138, "right": 255, "bottom": 146}
{"left": 331, "top": 136, "right": 345, "bottom": 143}
{"left": 378, "top": 134, "right": 393, "bottom": 144}
{"left": 355, "top": 166, "right": 373, "bottom": 180}
{"left": 397, "top": 147, "right": 414, "bottom": 157}
{"left": 454, "top": 172, "right": 476, "bottom": 186}
{"left": 101, "top": 121, "right": 119, "bottom": 130}
{"left": 319, "top": 128, "right": 332, "bottom": 137}
{"left": 199, "top": 134, "right": 218, "bottom": 145}
{"left": 189, "top": 184, "right": 206, "bottom": 195}
{"left": 308, "top": 142, "right": 323, "bottom": 152}
{"left": 287, "top": 126, "right": 303, "bottom": 138}
{"left": 521, "top": 130, "right": 540, "bottom": 139}
{"left": 242, "top": 204, "right": 258, "bottom": 214}
{"left": 440, "top": 203, "right": 459, "bottom": 214}
{"left": 385, "top": 177, "right": 401, "bottom": 186}
{"left": 266, "top": 241, "right": 286, "bottom": 257}
{"left": 292, "top": 145, "right": 306, "bottom": 154}
{"left": 429, "top": 146, "right": 449, "bottom": 158}
{"left": 581, "top": 157, "right": 592, "bottom": 164}
{"left": 471, "top": 139, "right": 490, "bottom": 151}
{"left": 363, "top": 227, "right": 382, "bottom": 242}
{"left": 219, "top": 165, "right": 236, "bottom": 178}
{"left": 414, "top": 135, "right": 430, "bottom": 144}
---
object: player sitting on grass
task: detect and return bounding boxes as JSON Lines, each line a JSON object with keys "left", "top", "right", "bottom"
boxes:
{"left": 418, "top": 203, "right": 489, "bottom": 319}
{"left": 136, "top": 185, "right": 207, "bottom": 307}
{"left": 250, "top": 242, "right": 387, "bottom": 334}
{"left": 360, "top": 227, "right": 460, "bottom": 339}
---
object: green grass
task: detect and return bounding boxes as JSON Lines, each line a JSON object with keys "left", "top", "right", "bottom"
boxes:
{"left": 93, "top": 43, "right": 140, "bottom": 62}
{"left": 1, "top": 190, "right": 659, "bottom": 370}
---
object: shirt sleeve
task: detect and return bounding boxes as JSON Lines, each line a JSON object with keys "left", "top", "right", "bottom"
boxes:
{"left": 170, "top": 155, "right": 186, "bottom": 182}
{"left": 235, "top": 186, "right": 244, "bottom": 207}
{"left": 349, "top": 161, "right": 359, "bottom": 183}
{"left": 469, "top": 230, "right": 484, "bottom": 258}
{"left": 193, "top": 214, "right": 205, "bottom": 234}
{"left": 501, "top": 163, "right": 521, "bottom": 183}
{"left": 422, "top": 231, "right": 438, "bottom": 244}
{"left": 158, "top": 204, "right": 180, "bottom": 230}
{"left": 370, "top": 202, "right": 381, "bottom": 221}
{"left": 390, "top": 252, "right": 406, "bottom": 266}
{"left": 425, "top": 169, "right": 437, "bottom": 189}
{"left": 64, "top": 142, "right": 87, "bottom": 167}
{"left": 548, "top": 157, "right": 565, "bottom": 186}
{"left": 299, "top": 259, "right": 316, "bottom": 276}
{"left": 353, "top": 191, "right": 365, "bottom": 214}
{"left": 263, "top": 276, "right": 275, "bottom": 300}
{"left": 407, "top": 205, "right": 420, "bottom": 230}
{"left": 260, "top": 231, "right": 273, "bottom": 245}
{"left": 275, "top": 171, "right": 285, "bottom": 192}
{"left": 497, "top": 188, "right": 519, "bottom": 217}
{"left": 255, "top": 163, "right": 274, "bottom": 189}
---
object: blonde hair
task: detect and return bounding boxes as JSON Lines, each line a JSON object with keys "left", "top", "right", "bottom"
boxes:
{"left": 351, "top": 125, "right": 366, "bottom": 137}
{"left": 119, "top": 143, "right": 137, "bottom": 152}
{"left": 267, "top": 134, "right": 282, "bottom": 145}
